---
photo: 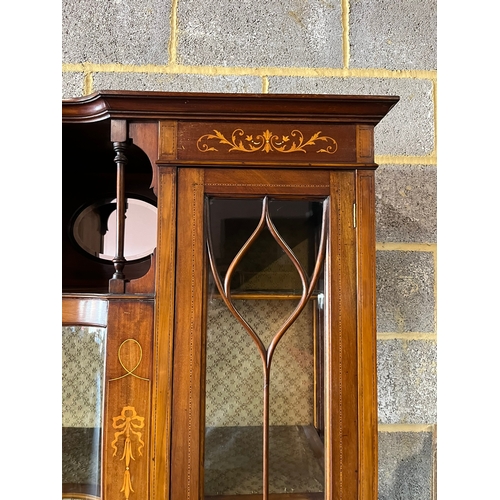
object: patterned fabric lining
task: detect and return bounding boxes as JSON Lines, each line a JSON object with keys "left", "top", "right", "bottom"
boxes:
{"left": 205, "top": 298, "right": 324, "bottom": 494}
{"left": 62, "top": 326, "right": 106, "bottom": 428}
{"left": 62, "top": 426, "right": 101, "bottom": 488}
{"left": 62, "top": 327, "right": 105, "bottom": 495}
{"left": 204, "top": 425, "right": 324, "bottom": 495}
{"left": 206, "top": 299, "right": 315, "bottom": 426}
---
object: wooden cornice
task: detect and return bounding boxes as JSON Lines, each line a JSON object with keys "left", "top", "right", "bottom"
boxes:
{"left": 62, "top": 90, "right": 399, "bottom": 124}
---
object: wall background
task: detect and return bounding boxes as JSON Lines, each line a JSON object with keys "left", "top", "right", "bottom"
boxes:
{"left": 62, "top": 1, "right": 437, "bottom": 498}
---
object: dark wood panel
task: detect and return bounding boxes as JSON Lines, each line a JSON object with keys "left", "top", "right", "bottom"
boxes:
{"left": 177, "top": 122, "right": 356, "bottom": 164}
{"left": 63, "top": 91, "right": 399, "bottom": 125}
{"left": 129, "top": 121, "right": 160, "bottom": 196}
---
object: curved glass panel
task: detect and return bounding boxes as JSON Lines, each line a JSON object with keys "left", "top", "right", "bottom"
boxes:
{"left": 204, "top": 197, "right": 326, "bottom": 498}
{"left": 62, "top": 326, "right": 106, "bottom": 499}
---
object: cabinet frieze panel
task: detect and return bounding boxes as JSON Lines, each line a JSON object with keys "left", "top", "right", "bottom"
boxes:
{"left": 172, "top": 122, "right": 358, "bottom": 164}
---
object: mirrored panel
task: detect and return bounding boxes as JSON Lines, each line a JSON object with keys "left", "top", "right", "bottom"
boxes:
{"left": 72, "top": 198, "right": 157, "bottom": 262}
{"left": 205, "top": 197, "right": 326, "bottom": 498}
{"left": 62, "top": 326, "right": 106, "bottom": 499}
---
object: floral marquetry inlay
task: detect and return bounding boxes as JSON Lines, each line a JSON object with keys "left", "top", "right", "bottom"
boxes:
{"left": 111, "top": 406, "right": 145, "bottom": 500}
{"left": 197, "top": 128, "right": 338, "bottom": 154}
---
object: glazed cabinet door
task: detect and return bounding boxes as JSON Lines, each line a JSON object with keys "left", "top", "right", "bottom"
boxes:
{"left": 169, "top": 167, "right": 364, "bottom": 500}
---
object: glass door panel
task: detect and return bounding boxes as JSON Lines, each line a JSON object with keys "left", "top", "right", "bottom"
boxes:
{"left": 205, "top": 299, "right": 263, "bottom": 495}
{"left": 62, "top": 326, "right": 106, "bottom": 499}
{"left": 268, "top": 298, "right": 324, "bottom": 495}
{"left": 205, "top": 197, "right": 326, "bottom": 498}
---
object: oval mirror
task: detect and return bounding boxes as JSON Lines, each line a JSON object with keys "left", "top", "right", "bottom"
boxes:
{"left": 72, "top": 198, "right": 157, "bottom": 262}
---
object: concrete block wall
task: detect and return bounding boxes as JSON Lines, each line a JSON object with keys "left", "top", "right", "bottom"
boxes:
{"left": 62, "top": 1, "right": 437, "bottom": 498}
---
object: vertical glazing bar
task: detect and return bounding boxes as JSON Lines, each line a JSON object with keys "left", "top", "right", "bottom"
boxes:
{"left": 313, "top": 298, "right": 318, "bottom": 429}
{"left": 263, "top": 368, "right": 270, "bottom": 500}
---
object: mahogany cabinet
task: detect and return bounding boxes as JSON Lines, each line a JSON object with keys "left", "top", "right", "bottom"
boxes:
{"left": 62, "top": 91, "right": 398, "bottom": 500}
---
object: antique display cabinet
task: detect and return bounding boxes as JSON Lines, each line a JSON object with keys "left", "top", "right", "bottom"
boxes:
{"left": 62, "top": 91, "right": 398, "bottom": 500}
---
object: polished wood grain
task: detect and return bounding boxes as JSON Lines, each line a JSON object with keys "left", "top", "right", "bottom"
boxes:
{"left": 150, "top": 167, "right": 177, "bottom": 500}
{"left": 109, "top": 139, "right": 127, "bottom": 290}
{"left": 125, "top": 251, "right": 156, "bottom": 294}
{"left": 62, "top": 91, "right": 398, "bottom": 500}
{"left": 324, "top": 171, "right": 358, "bottom": 500}
{"left": 158, "top": 120, "right": 178, "bottom": 162}
{"left": 356, "top": 170, "right": 378, "bottom": 500}
{"left": 109, "top": 119, "right": 128, "bottom": 291}
{"left": 62, "top": 296, "right": 108, "bottom": 326}
{"left": 356, "top": 126, "right": 374, "bottom": 162}
{"left": 62, "top": 91, "right": 399, "bottom": 125}
{"left": 170, "top": 168, "right": 206, "bottom": 499}
{"left": 102, "top": 298, "right": 154, "bottom": 500}
{"left": 204, "top": 168, "right": 330, "bottom": 197}
{"left": 129, "top": 121, "right": 160, "bottom": 196}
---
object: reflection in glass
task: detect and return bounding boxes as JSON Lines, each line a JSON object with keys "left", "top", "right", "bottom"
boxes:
{"left": 204, "top": 197, "right": 326, "bottom": 498}
{"left": 62, "top": 326, "right": 106, "bottom": 498}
